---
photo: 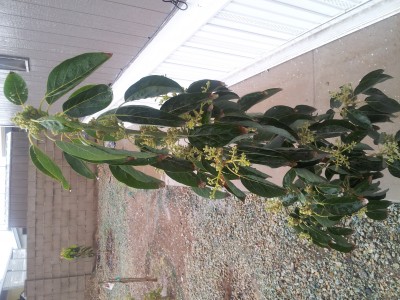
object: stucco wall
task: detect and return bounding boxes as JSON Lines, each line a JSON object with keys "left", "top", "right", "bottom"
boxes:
{"left": 230, "top": 14, "right": 400, "bottom": 201}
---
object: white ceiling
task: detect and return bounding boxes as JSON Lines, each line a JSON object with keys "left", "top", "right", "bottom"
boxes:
{"left": 0, "top": 0, "right": 179, "bottom": 125}
{"left": 1, "top": 0, "right": 400, "bottom": 125}
{"left": 110, "top": 0, "right": 400, "bottom": 109}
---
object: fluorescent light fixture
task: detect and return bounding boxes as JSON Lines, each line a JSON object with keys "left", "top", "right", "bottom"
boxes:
{"left": 0, "top": 55, "right": 30, "bottom": 72}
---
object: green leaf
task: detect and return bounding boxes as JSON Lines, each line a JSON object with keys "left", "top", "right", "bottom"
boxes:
{"left": 224, "top": 180, "right": 246, "bottom": 201}
{"left": 46, "top": 52, "right": 111, "bottom": 104}
{"left": 30, "top": 146, "right": 58, "bottom": 180}
{"left": 92, "top": 144, "right": 158, "bottom": 158}
{"left": 395, "top": 130, "right": 400, "bottom": 142}
{"left": 263, "top": 105, "right": 295, "bottom": 119}
{"left": 186, "top": 79, "right": 226, "bottom": 93}
{"left": 353, "top": 143, "right": 373, "bottom": 151}
{"left": 341, "top": 130, "right": 368, "bottom": 144}
{"left": 351, "top": 179, "right": 371, "bottom": 195}
{"left": 30, "top": 145, "right": 70, "bottom": 190}
{"left": 371, "top": 172, "right": 384, "bottom": 180}
{"left": 364, "top": 190, "right": 387, "bottom": 201}
{"left": 239, "top": 166, "right": 270, "bottom": 179}
{"left": 365, "top": 91, "right": 400, "bottom": 113}
{"left": 116, "top": 105, "right": 185, "bottom": 127}
{"left": 365, "top": 209, "right": 388, "bottom": 220}
{"left": 36, "top": 116, "right": 75, "bottom": 133}
{"left": 309, "top": 120, "right": 355, "bottom": 138}
{"left": 192, "top": 187, "right": 227, "bottom": 199}
{"left": 4, "top": 72, "right": 28, "bottom": 105}
{"left": 62, "top": 84, "right": 113, "bottom": 118}
{"left": 278, "top": 113, "right": 314, "bottom": 126}
{"left": 283, "top": 169, "right": 296, "bottom": 188}
{"left": 294, "top": 168, "right": 327, "bottom": 184}
{"left": 282, "top": 193, "right": 298, "bottom": 206}
{"left": 330, "top": 97, "right": 341, "bottom": 109}
{"left": 354, "top": 69, "right": 392, "bottom": 95}
{"left": 328, "top": 235, "right": 355, "bottom": 253}
{"left": 347, "top": 109, "right": 372, "bottom": 129}
{"left": 152, "top": 157, "right": 194, "bottom": 172}
{"left": 109, "top": 165, "right": 164, "bottom": 189}
{"left": 327, "top": 165, "right": 349, "bottom": 175}
{"left": 241, "top": 175, "right": 286, "bottom": 198}
{"left": 214, "top": 91, "right": 239, "bottom": 101}
{"left": 165, "top": 171, "right": 204, "bottom": 187}
{"left": 361, "top": 181, "right": 381, "bottom": 196}
{"left": 68, "top": 84, "right": 96, "bottom": 98}
{"left": 323, "top": 196, "right": 365, "bottom": 216}
{"left": 125, "top": 75, "right": 183, "bottom": 101}
{"left": 213, "top": 99, "right": 242, "bottom": 115}
{"left": 275, "top": 148, "right": 324, "bottom": 163}
{"left": 107, "top": 155, "right": 160, "bottom": 166}
{"left": 349, "top": 157, "right": 385, "bottom": 172}
{"left": 367, "top": 200, "right": 392, "bottom": 211}
{"left": 358, "top": 105, "right": 392, "bottom": 123}
{"left": 56, "top": 141, "right": 126, "bottom": 161}
{"left": 56, "top": 141, "right": 156, "bottom": 162}
{"left": 316, "top": 183, "right": 341, "bottom": 195}
{"left": 238, "top": 88, "right": 282, "bottom": 111}
{"left": 294, "top": 105, "right": 316, "bottom": 115}
{"left": 313, "top": 216, "right": 340, "bottom": 227}
{"left": 257, "top": 125, "right": 297, "bottom": 142}
{"left": 64, "top": 152, "right": 96, "bottom": 179}
{"left": 238, "top": 145, "right": 291, "bottom": 168}
{"left": 305, "top": 225, "right": 332, "bottom": 245}
{"left": 388, "top": 160, "right": 400, "bottom": 178}
{"left": 97, "top": 108, "right": 118, "bottom": 118}
{"left": 315, "top": 109, "right": 335, "bottom": 122}
{"left": 188, "top": 124, "right": 244, "bottom": 148}
{"left": 160, "top": 92, "right": 215, "bottom": 115}
{"left": 257, "top": 117, "right": 298, "bottom": 141}
{"left": 325, "top": 168, "right": 335, "bottom": 181}
{"left": 327, "top": 227, "right": 354, "bottom": 236}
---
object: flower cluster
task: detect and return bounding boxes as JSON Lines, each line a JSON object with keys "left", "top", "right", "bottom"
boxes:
{"left": 330, "top": 83, "right": 357, "bottom": 113}
{"left": 265, "top": 198, "right": 283, "bottom": 214}
{"left": 60, "top": 245, "right": 94, "bottom": 261}
{"left": 11, "top": 106, "right": 48, "bottom": 137}
{"left": 298, "top": 122, "right": 315, "bottom": 145}
{"left": 298, "top": 232, "right": 312, "bottom": 242}
{"left": 322, "top": 139, "right": 357, "bottom": 169}
{"left": 287, "top": 216, "right": 301, "bottom": 227}
{"left": 203, "top": 145, "right": 250, "bottom": 198}
{"left": 91, "top": 115, "right": 125, "bottom": 140}
{"left": 380, "top": 135, "right": 400, "bottom": 163}
{"left": 138, "top": 125, "right": 160, "bottom": 148}
{"left": 299, "top": 204, "right": 313, "bottom": 216}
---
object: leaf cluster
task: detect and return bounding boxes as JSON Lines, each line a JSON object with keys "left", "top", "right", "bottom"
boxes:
{"left": 4, "top": 53, "right": 400, "bottom": 253}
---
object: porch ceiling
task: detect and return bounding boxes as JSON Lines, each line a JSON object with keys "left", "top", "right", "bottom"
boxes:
{"left": 1, "top": 0, "right": 399, "bottom": 125}
{"left": 0, "top": 0, "right": 179, "bottom": 125}
{"left": 111, "top": 0, "right": 400, "bottom": 109}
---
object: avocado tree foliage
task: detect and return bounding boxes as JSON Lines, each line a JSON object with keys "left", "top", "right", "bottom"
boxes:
{"left": 4, "top": 52, "right": 400, "bottom": 252}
